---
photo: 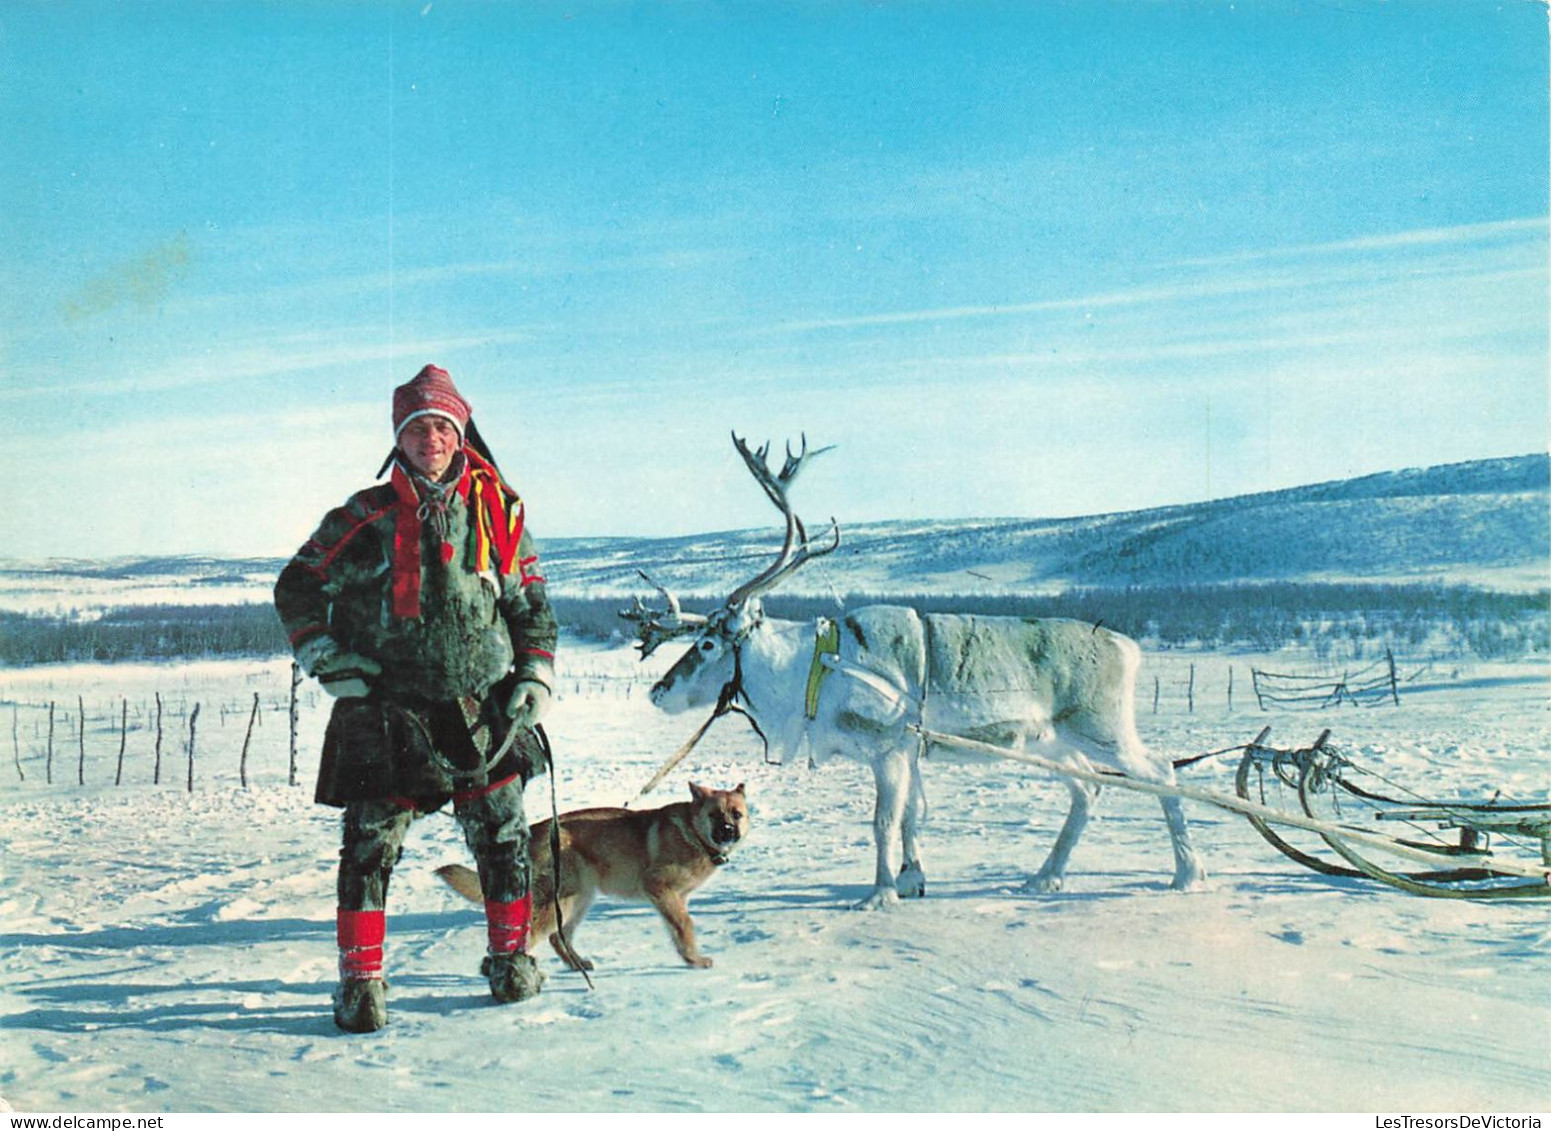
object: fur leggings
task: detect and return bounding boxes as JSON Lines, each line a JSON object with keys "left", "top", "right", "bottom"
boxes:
{"left": 337, "top": 778, "right": 531, "bottom": 911}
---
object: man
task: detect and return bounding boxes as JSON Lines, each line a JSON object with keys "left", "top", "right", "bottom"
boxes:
{"left": 275, "top": 364, "right": 558, "bottom": 1033}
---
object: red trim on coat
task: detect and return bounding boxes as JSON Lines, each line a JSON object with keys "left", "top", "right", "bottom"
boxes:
{"left": 517, "top": 554, "right": 545, "bottom": 587}
{"left": 452, "top": 773, "right": 519, "bottom": 805}
{"left": 390, "top": 463, "right": 425, "bottom": 618}
{"left": 464, "top": 449, "right": 524, "bottom": 575}
{"left": 382, "top": 775, "right": 518, "bottom": 812}
{"left": 312, "top": 500, "right": 395, "bottom": 576}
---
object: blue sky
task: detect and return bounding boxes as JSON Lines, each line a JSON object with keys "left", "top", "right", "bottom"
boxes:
{"left": 1, "top": 1, "right": 1546, "bottom": 559}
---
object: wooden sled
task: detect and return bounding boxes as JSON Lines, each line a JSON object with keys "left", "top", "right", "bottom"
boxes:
{"left": 911, "top": 724, "right": 1551, "bottom": 901}
{"left": 1235, "top": 726, "right": 1551, "bottom": 900}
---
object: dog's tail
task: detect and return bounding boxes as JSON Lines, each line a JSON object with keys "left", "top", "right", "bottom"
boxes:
{"left": 434, "top": 863, "right": 484, "bottom": 903}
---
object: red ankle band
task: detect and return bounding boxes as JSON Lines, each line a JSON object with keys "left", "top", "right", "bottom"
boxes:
{"left": 337, "top": 909, "right": 386, "bottom": 980}
{"left": 484, "top": 894, "right": 533, "bottom": 955}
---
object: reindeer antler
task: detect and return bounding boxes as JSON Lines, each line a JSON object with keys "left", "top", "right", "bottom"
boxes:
{"left": 725, "top": 433, "right": 841, "bottom": 609}
{"left": 619, "top": 569, "right": 708, "bottom": 658}
{"left": 735, "top": 432, "right": 829, "bottom": 508}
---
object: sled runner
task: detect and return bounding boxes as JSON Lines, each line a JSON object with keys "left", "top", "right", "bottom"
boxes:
{"left": 1234, "top": 726, "right": 1551, "bottom": 900}
{"left": 910, "top": 724, "right": 1551, "bottom": 901}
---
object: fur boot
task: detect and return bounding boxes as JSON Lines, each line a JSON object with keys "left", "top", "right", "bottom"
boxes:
{"left": 482, "top": 895, "right": 544, "bottom": 1003}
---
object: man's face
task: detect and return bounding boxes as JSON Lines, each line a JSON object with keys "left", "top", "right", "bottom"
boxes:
{"left": 400, "top": 416, "right": 461, "bottom": 481}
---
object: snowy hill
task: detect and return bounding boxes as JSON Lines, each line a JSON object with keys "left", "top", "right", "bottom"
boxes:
{"left": 0, "top": 453, "right": 1544, "bottom": 618}
{"left": 554, "top": 452, "right": 1549, "bottom": 597}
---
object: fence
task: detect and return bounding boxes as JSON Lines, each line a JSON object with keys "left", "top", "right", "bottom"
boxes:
{"left": 6, "top": 665, "right": 307, "bottom": 791}
{"left": 5, "top": 661, "right": 647, "bottom": 791}
{"left": 1143, "top": 661, "right": 1282, "bottom": 714}
{"left": 6, "top": 649, "right": 1410, "bottom": 789}
{"left": 1250, "top": 649, "right": 1401, "bottom": 710}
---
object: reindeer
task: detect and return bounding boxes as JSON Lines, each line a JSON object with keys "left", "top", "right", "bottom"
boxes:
{"left": 626, "top": 434, "right": 1206, "bottom": 910}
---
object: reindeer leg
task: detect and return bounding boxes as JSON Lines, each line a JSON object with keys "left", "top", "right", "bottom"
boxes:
{"left": 1160, "top": 793, "right": 1206, "bottom": 890}
{"left": 1026, "top": 777, "right": 1100, "bottom": 893}
{"left": 1118, "top": 736, "right": 1207, "bottom": 892}
{"left": 896, "top": 741, "right": 927, "bottom": 898}
{"left": 857, "top": 749, "right": 911, "bottom": 910}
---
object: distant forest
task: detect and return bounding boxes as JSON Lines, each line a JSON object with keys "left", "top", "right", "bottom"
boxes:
{"left": 1, "top": 584, "right": 1545, "bottom": 666}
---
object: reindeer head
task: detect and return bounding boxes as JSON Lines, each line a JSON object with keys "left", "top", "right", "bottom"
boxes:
{"left": 625, "top": 432, "right": 840, "bottom": 714}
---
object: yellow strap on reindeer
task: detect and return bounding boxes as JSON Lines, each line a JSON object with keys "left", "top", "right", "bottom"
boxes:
{"left": 805, "top": 617, "right": 841, "bottom": 719}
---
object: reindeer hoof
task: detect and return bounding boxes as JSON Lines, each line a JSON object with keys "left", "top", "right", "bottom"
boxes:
{"left": 854, "top": 887, "right": 900, "bottom": 911}
{"left": 1022, "top": 874, "right": 1063, "bottom": 894}
{"left": 896, "top": 865, "right": 926, "bottom": 899}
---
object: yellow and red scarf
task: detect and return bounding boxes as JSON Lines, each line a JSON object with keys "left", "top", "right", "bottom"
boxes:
{"left": 389, "top": 448, "right": 525, "bottom": 619}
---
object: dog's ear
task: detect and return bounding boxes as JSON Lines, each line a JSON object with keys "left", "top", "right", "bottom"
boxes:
{"left": 734, "top": 782, "right": 745, "bottom": 795}
{"left": 689, "top": 781, "right": 707, "bottom": 800}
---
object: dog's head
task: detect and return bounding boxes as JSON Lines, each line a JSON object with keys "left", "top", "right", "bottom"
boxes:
{"left": 688, "top": 781, "right": 750, "bottom": 857}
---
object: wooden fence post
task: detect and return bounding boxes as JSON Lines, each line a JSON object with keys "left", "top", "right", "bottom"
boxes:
{"left": 154, "top": 693, "right": 164, "bottom": 785}
{"left": 11, "top": 704, "right": 22, "bottom": 782}
{"left": 115, "top": 698, "right": 128, "bottom": 786}
{"left": 239, "top": 693, "right": 260, "bottom": 789}
{"left": 1227, "top": 666, "right": 1234, "bottom": 712}
{"left": 46, "top": 702, "right": 55, "bottom": 785}
{"left": 1187, "top": 664, "right": 1195, "bottom": 714}
{"left": 288, "top": 662, "right": 301, "bottom": 787}
{"left": 1386, "top": 648, "right": 1400, "bottom": 705}
{"left": 77, "top": 695, "right": 86, "bottom": 786}
{"left": 1152, "top": 676, "right": 1160, "bottom": 714}
{"left": 186, "top": 703, "right": 200, "bottom": 793}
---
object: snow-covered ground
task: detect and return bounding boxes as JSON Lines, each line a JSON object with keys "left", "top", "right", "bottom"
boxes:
{"left": 1, "top": 643, "right": 1547, "bottom": 1113}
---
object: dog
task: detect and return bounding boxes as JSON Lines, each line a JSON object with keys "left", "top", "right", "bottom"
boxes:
{"left": 436, "top": 781, "right": 750, "bottom": 970}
